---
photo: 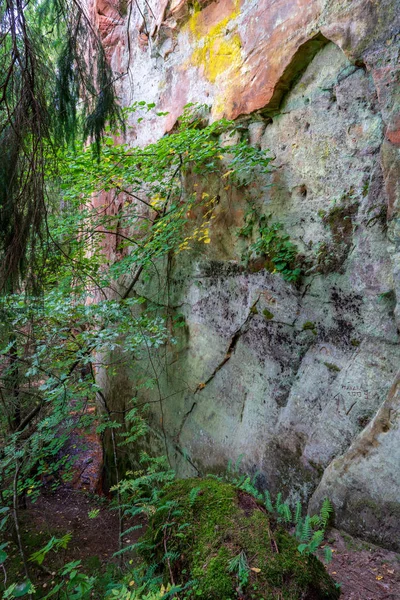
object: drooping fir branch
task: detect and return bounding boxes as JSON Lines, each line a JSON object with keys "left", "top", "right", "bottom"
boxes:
{"left": 0, "top": 0, "right": 121, "bottom": 292}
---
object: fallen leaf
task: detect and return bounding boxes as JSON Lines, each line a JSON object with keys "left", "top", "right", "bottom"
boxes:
{"left": 251, "top": 567, "right": 261, "bottom": 573}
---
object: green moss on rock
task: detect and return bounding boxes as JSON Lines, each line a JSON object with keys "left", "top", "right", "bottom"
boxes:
{"left": 263, "top": 309, "right": 274, "bottom": 320}
{"left": 302, "top": 321, "right": 317, "bottom": 335}
{"left": 139, "top": 478, "right": 340, "bottom": 599}
{"left": 323, "top": 362, "right": 341, "bottom": 373}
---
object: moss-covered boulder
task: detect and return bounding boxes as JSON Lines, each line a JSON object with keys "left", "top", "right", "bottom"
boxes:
{"left": 139, "top": 478, "right": 340, "bottom": 599}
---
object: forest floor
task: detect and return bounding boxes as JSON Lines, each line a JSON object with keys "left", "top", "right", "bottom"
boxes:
{"left": 17, "top": 486, "right": 400, "bottom": 600}
{"left": 3, "top": 418, "right": 400, "bottom": 599}
{"left": 325, "top": 529, "right": 400, "bottom": 599}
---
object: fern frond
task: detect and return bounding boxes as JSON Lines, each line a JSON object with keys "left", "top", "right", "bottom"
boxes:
{"left": 189, "top": 486, "right": 201, "bottom": 506}
{"left": 278, "top": 503, "right": 292, "bottom": 523}
{"left": 300, "top": 515, "right": 312, "bottom": 542}
{"left": 234, "top": 454, "right": 244, "bottom": 472}
{"left": 320, "top": 498, "right": 333, "bottom": 529}
{"left": 294, "top": 501, "right": 302, "bottom": 524}
{"left": 297, "top": 543, "right": 308, "bottom": 555}
{"left": 307, "top": 530, "right": 324, "bottom": 553}
{"left": 235, "top": 474, "right": 247, "bottom": 487}
{"left": 323, "top": 546, "right": 333, "bottom": 563}
{"left": 121, "top": 524, "right": 143, "bottom": 536}
{"left": 264, "top": 490, "right": 273, "bottom": 513}
{"left": 163, "top": 551, "right": 180, "bottom": 563}
{"left": 206, "top": 474, "right": 223, "bottom": 481}
{"left": 309, "top": 515, "right": 321, "bottom": 528}
{"left": 295, "top": 520, "right": 304, "bottom": 540}
{"left": 250, "top": 470, "right": 260, "bottom": 487}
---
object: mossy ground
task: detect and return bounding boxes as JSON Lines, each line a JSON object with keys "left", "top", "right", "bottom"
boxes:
{"left": 140, "top": 478, "right": 340, "bottom": 599}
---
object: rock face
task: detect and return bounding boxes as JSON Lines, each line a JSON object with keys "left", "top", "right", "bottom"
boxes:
{"left": 94, "top": 0, "right": 400, "bottom": 549}
{"left": 309, "top": 373, "right": 400, "bottom": 551}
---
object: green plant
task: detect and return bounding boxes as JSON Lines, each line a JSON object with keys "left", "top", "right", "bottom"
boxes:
{"left": 0, "top": 102, "right": 270, "bottom": 597}
{"left": 238, "top": 207, "right": 302, "bottom": 282}
{"left": 3, "top": 581, "right": 36, "bottom": 599}
{"left": 134, "top": 477, "right": 340, "bottom": 599}
{"left": 29, "top": 533, "right": 72, "bottom": 566}
{"left": 228, "top": 550, "right": 249, "bottom": 593}
{"left": 0, "top": 0, "right": 121, "bottom": 291}
{"left": 42, "top": 561, "right": 96, "bottom": 599}
{"left": 226, "top": 473, "right": 334, "bottom": 563}
{"left": 252, "top": 215, "right": 301, "bottom": 282}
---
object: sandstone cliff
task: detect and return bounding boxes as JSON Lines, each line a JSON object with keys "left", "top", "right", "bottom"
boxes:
{"left": 94, "top": 0, "right": 400, "bottom": 550}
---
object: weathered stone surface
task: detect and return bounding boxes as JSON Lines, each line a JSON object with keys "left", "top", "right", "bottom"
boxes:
{"left": 94, "top": 0, "right": 400, "bottom": 549}
{"left": 310, "top": 372, "right": 400, "bottom": 551}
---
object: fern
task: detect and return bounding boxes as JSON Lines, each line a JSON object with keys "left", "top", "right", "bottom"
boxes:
{"left": 307, "top": 530, "right": 324, "bottom": 553}
{"left": 277, "top": 502, "right": 292, "bottom": 523}
{"left": 320, "top": 498, "right": 333, "bottom": 528}
{"left": 188, "top": 486, "right": 201, "bottom": 507}
{"left": 297, "top": 543, "right": 309, "bottom": 555}
{"left": 234, "top": 454, "right": 244, "bottom": 472}
{"left": 122, "top": 524, "right": 144, "bottom": 536}
{"left": 299, "top": 515, "right": 312, "bottom": 542}
{"left": 228, "top": 551, "right": 249, "bottom": 591}
{"left": 163, "top": 550, "right": 180, "bottom": 563}
{"left": 309, "top": 514, "right": 321, "bottom": 529}
{"left": 206, "top": 473, "right": 223, "bottom": 482}
{"left": 275, "top": 492, "right": 283, "bottom": 513}
{"left": 294, "top": 501, "right": 302, "bottom": 524}
{"left": 240, "top": 478, "right": 262, "bottom": 500}
{"left": 263, "top": 490, "right": 273, "bottom": 513}
{"left": 235, "top": 474, "right": 247, "bottom": 487}
{"left": 324, "top": 546, "right": 333, "bottom": 563}
{"left": 250, "top": 470, "right": 260, "bottom": 487}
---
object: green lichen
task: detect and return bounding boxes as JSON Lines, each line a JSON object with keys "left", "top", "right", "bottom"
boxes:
{"left": 139, "top": 478, "right": 340, "bottom": 599}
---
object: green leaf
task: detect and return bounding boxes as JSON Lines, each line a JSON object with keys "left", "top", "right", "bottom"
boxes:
{"left": 12, "top": 581, "right": 33, "bottom": 597}
{"left": 324, "top": 547, "right": 333, "bottom": 563}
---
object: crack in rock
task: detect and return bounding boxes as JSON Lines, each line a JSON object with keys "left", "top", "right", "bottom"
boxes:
{"left": 194, "top": 295, "right": 261, "bottom": 394}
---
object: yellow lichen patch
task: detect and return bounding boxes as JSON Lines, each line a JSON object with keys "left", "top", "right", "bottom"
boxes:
{"left": 187, "top": 1, "right": 242, "bottom": 84}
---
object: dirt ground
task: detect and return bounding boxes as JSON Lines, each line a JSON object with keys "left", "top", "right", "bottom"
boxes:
{"left": 25, "top": 488, "right": 120, "bottom": 566}
{"left": 326, "top": 529, "right": 400, "bottom": 600}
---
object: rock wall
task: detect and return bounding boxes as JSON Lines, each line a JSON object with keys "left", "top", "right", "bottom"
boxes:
{"left": 94, "top": 0, "right": 400, "bottom": 549}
